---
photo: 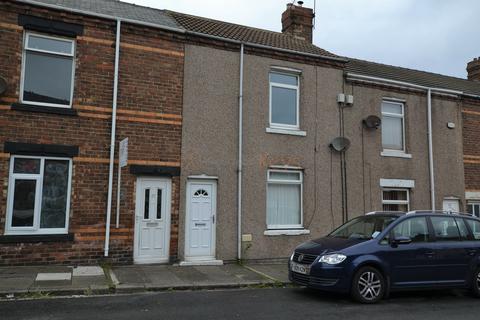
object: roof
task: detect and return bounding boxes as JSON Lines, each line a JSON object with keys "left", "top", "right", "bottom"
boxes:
{"left": 346, "top": 59, "right": 480, "bottom": 97}
{"left": 19, "top": 0, "right": 180, "bottom": 29}
{"left": 166, "top": 11, "right": 339, "bottom": 59}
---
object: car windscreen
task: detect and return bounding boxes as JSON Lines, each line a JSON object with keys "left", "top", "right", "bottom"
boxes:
{"left": 328, "top": 215, "right": 399, "bottom": 240}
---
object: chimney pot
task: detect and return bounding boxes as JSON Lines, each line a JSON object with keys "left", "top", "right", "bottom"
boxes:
{"left": 281, "top": 2, "right": 314, "bottom": 43}
{"left": 467, "top": 57, "right": 480, "bottom": 82}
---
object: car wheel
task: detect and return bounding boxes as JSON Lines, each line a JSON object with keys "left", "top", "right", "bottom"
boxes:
{"left": 351, "top": 266, "right": 385, "bottom": 304}
{"left": 472, "top": 268, "right": 480, "bottom": 297}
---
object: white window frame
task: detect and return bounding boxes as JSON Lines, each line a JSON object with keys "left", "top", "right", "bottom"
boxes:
{"left": 382, "top": 188, "right": 410, "bottom": 212}
{"left": 269, "top": 71, "right": 300, "bottom": 130}
{"left": 468, "top": 202, "right": 480, "bottom": 218}
{"left": 266, "top": 169, "right": 303, "bottom": 230}
{"left": 20, "top": 32, "right": 76, "bottom": 109}
{"left": 381, "top": 100, "right": 406, "bottom": 153}
{"left": 5, "top": 155, "right": 72, "bottom": 235}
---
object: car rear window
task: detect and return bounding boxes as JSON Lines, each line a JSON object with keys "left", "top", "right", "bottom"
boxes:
{"left": 431, "top": 216, "right": 461, "bottom": 241}
{"left": 466, "top": 219, "right": 480, "bottom": 240}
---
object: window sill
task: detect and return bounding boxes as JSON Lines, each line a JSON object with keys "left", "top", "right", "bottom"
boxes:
{"left": 381, "top": 150, "right": 412, "bottom": 159}
{"left": 11, "top": 103, "right": 77, "bottom": 116}
{"left": 0, "top": 233, "right": 74, "bottom": 243}
{"left": 266, "top": 127, "right": 306, "bottom": 137}
{"left": 264, "top": 229, "right": 310, "bottom": 236}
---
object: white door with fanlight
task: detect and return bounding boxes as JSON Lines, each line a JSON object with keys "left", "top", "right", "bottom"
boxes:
{"left": 185, "top": 180, "right": 216, "bottom": 261}
{"left": 443, "top": 198, "right": 460, "bottom": 213}
{"left": 134, "top": 177, "right": 171, "bottom": 264}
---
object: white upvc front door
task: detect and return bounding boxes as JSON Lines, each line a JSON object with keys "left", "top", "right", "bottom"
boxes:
{"left": 185, "top": 180, "right": 216, "bottom": 261}
{"left": 134, "top": 177, "right": 171, "bottom": 264}
{"left": 443, "top": 198, "right": 460, "bottom": 213}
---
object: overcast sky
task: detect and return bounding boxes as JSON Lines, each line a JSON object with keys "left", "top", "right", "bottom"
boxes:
{"left": 124, "top": 0, "right": 479, "bottom": 79}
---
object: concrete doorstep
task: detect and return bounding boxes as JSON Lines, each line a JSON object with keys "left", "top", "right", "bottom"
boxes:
{"left": 0, "top": 263, "right": 290, "bottom": 299}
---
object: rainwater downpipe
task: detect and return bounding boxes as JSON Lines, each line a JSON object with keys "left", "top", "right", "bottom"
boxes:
{"left": 427, "top": 89, "right": 435, "bottom": 211}
{"left": 237, "top": 43, "right": 244, "bottom": 261}
{"left": 104, "top": 19, "right": 121, "bottom": 257}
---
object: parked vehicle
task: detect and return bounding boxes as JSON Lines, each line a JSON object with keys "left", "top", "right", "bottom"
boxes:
{"left": 289, "top": 211, "right": 480, "bottom": 303}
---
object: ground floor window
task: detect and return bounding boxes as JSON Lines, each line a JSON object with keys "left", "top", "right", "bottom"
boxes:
{"left": 468, "top": 202, "right": 480, "bottom": 218}
{"left": 6, "top": 156, "right": 72, "bottom": 234}
{"left": 382, "top": 189, "right": 409, "bottom": 212}
{"left": 266, "top": 170, "right": 303, "bottom": 229}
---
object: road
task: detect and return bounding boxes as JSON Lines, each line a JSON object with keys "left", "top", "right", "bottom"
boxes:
{"left": 1, "top": 287, "right": 479, "bottom": 320}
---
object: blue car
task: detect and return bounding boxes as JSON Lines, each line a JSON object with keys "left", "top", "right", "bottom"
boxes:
{"left": 289, "top": 211, "right": 480, "bottom": 303}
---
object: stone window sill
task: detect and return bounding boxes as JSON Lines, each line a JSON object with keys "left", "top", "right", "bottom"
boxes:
{"left": 266, "top": 127, "right": 306, "bottom": 137}
{"left": 264, "top": 229, "right": 310, "bottom": 236}
{"left": 381, "top": 150, "right": 412, "bottom": 159}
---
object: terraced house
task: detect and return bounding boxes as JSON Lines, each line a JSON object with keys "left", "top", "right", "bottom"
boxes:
{"left": 0, "top": 0, "right": 479, "bottom": 266}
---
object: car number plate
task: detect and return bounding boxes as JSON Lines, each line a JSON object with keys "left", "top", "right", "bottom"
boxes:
{"left": 291, "top": 262, "right": 309, "bottom": 275}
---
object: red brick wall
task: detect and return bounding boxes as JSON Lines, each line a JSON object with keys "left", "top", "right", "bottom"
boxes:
{"left": 0, "top": 2, "right": 184, "bottom": 265}
{"left": 463, "top": 100, "right": 480, "bottom": 192}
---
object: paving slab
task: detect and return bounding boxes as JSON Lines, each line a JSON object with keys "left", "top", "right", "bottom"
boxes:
{"left": 244, "top": 263, "right": 290, "bottom": 283}
{"left": 73, "top": 266, "right": 104, "bottom": 277}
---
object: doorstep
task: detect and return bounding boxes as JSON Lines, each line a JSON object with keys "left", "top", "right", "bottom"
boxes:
{"left": 179, "top": 260, "right": 224, "bottom": 266}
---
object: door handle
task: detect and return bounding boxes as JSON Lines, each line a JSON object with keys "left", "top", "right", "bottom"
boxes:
{"left": 467, "top": 249, "right": 477, "bottom": 256}
{"left": 425, "top": 251, "right": 435, "bottom": 257}
{"left": 212, "top": 215, "right": 215, "bottom": 224}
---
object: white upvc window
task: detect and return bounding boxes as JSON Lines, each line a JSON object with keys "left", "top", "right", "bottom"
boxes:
{"left": 381, "top": 100, "right": 405, "bottom": 152}
{"left": 5, "top": 156, "right": 72, "bottom": 235}
{"left": 382, "top": 188, "right": 409, "bottom": 212}
{"left": 266, "top": 170, "right": 303, "bottom": 229}
{"left": 468, "top": 202, "right": 480, "bottom": 218}
{"left": 20, "top": 32, "right": 76, "bottom": 108}
{"left": 269, "top": 71, "right": 300, "bottom": 130}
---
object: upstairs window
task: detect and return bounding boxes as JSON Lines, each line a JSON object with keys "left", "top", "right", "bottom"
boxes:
{"left": 269, "top": 72, "right": 299, "bottom": 130}
{"left": 6, "top": 156, "right": 72, "bottom": 235}
{"left": 21, "top": 32, "right": 75, "bottom": 108}
{"left": 381, "top": 101, "right": 405, "bottom": 151}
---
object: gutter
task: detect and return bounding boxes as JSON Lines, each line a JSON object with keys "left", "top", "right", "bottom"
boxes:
{"left": 237, "top": 44, "right": 244, "bottom": 261}
{"left": 104, "top": 19, "right": 121, "bottom": 257}
{"left": 346, "top": 72, "right": 465, "bottom": 211}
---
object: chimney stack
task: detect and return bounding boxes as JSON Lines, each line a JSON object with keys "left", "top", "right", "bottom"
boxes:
{"left": 467, "top": 57, "right": 480, "bottom": 81}
{"left": 281, "top": 2, "right": 314, "bottom": 42}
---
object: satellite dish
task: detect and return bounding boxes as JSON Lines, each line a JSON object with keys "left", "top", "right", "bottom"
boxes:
{"left": 0, "top": 76, "right": 6, "bottom": 96}
{"left": 363, "top": 115, "right": 381, "bottom": 129}
{"left": 330, "top": 137, "right": 350, "bottom": 152}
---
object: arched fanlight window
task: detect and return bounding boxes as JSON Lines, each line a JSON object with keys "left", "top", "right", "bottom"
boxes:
{"left": 193, "top": 189, "right": 209, "bottom": 197}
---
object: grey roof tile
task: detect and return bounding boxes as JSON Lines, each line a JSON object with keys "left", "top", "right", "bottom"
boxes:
{"left": 346, "top": 59, "right": 480, "bottom": 97}
{"left": 23, "top": 0, "right": 181, "bottom": 29}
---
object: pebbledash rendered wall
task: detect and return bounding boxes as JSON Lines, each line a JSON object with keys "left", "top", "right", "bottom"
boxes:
{"left": 0, "top": 1, "right": 184, "bottom": 265}
{"left": 179, "top": 44, "right": 466, "bottom": 262}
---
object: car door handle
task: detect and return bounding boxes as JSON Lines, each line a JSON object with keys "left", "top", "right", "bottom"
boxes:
{"left": 467, "top": 249, "right": 477, "bottom": 256}
{"left": 425, "top": 251, "right": 435, "bottom": 257}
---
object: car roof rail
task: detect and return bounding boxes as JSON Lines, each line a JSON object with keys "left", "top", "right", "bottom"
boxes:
{"left": 406, "top": 210, "right": 474, "bottom": 217}
{"left": 365, "top": 211, "right": 405, "bottom": 215}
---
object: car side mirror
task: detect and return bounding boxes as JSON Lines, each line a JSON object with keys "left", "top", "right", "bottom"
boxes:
{"left": 390, "top": 236, "right": 412, "bottom": 247}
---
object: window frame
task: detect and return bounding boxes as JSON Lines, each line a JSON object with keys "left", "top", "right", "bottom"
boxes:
{"left": 266, "top": 169, "right": 303, "bottom": 230}
{"left": 20, "top": 32, "right": 76, "bottom": 109}
{"left": 269, "top": 71, "right": 300, "bottom": 131}
{"left": 381, "top": 100, "right": 406, "bottom": 153}
{"left": 5, "top": 155, "right": 72, "bottom": 235}
{"left": 381, "top": 188, "right": 410, "bottom": 212}
{"left": 467, "top": 202, "right": 480, "bottom": 218}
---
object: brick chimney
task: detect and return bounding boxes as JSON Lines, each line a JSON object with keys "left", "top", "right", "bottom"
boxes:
{"left": 467, "top": 57, "right": 480, "bottom": 81}
{"left": 281, "top": 2, "right": 314, "bottom": 42}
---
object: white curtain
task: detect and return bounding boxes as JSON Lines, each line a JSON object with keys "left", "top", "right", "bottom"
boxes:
{"left": 267, "top": 183, "right": 300, "bottom": 227}
{"left": 382, "top": 116, "right": 403, "bottom": 150}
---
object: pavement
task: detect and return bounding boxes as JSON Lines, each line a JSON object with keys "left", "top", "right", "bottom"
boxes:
{"left": 0, "top": 262, "right": 290, "bottom": 299}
